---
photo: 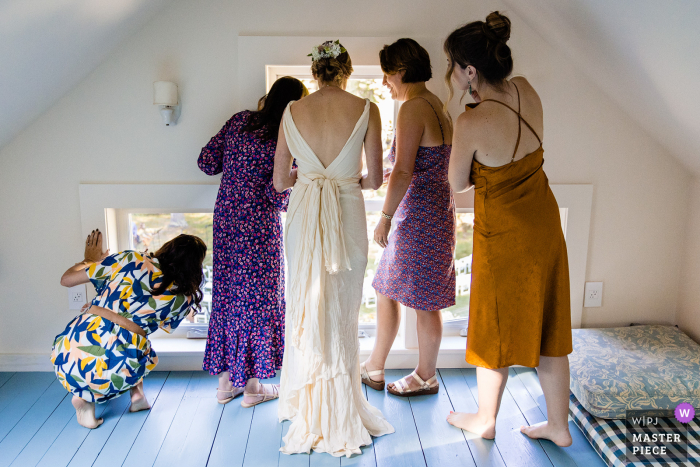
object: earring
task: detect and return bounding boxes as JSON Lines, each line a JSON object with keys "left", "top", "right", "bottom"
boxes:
{"left": 468, "top": 81, "right": 472, "bottom": 94}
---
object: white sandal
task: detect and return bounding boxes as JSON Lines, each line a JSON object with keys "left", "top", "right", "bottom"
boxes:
{"left": 387, "top": 371, "right": 439, "bottom": 397}
{"left": 360, "top": 361, "right": 385, "bottom": 391}
{"left": 241, "top": 383, "right": 279, "bottom": 408}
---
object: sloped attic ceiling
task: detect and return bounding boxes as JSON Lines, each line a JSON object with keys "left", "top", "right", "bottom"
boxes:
{"left": 0, "top": 0, "right": 170, "bottom": 150}
{"left": 1, "top": 0, "right": 698, "bottom": 175}
{"left": 502, "top": 0, "right": 700, "bottom": 174}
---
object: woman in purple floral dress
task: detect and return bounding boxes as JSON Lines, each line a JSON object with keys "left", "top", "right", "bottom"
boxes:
{"left": 198, "top": 77, "right": 308, "bottom": 407}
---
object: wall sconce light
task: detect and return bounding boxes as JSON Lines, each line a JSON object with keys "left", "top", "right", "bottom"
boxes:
{"left": 153, "top": 81, "right": 178, "bottom": 125}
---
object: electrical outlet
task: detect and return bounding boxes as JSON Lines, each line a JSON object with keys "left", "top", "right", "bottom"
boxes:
{"left": 68, "top": 284, "right": 87, "bottom": 310}
{"left": 584, "top": 281, "right": 603, "bottom": 307}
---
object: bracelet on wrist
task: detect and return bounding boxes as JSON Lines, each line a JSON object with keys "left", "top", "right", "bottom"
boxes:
{"left": 380, "top": 211, "right": 393, "bottom": 221}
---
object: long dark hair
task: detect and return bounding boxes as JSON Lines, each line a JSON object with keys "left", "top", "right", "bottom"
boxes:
{"left": 444, "top": 11, "right": 513, "bottom": 106}
{"left": 150, "top": 234, "right": 207, "bottom": 310}
{"left": 242, "top": 76, "right": 309, "bottom": 141}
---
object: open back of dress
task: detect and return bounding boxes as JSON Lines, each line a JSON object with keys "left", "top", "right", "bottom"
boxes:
{"left": 278, "top": 99, "right": 394, "bottom": 457}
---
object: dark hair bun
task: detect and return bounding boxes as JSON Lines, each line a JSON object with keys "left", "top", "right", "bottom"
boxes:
{"left": 484, "top": 11, "right": 511, "bottom": 43}
{"left": 443, "top": 11, "right": 513, "bottom": 87}
{"left": 311, "top": 45, "right": 353, "bottom": 84}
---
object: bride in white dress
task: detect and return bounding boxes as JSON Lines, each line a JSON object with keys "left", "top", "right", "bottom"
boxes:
{"left": 272, "top": 40, "right": 395, "bottom": 457}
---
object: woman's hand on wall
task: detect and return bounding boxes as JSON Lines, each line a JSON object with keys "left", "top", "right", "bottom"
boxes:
{"left": 84, "top": 229, "right": 109, "bottom": 263}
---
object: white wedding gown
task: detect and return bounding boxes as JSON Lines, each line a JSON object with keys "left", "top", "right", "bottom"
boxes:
{"left": 278, "top": 98, "right": 394, "bottom": 457}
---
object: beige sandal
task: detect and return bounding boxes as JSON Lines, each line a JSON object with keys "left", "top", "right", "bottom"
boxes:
{"left": 360, "top": 361, "right": 385, "bottom": 391}
{"left": 216, "top": 388, "right": 242, "bottom": 405}
{"left": 241, "top": 383, "right": 279, "bottom": 408}
{"left": 387, "top": 371, "right": 438, "bottom": 397}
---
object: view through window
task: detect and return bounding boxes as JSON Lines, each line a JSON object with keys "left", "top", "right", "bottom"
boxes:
{"left": 129, "top": 213, "right": 214, "bottom": 324}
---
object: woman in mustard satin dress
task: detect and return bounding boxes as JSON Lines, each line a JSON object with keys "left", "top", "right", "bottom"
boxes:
{"left": 444, "top": 12, "right": 573, "bottom": 447}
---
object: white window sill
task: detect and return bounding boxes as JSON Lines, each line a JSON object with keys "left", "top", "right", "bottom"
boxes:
{"left": 149, "top": 331, "right": 472, "bottom": 371}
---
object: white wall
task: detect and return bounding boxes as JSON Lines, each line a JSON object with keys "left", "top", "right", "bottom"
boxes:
{"left": 0, "top": 0, "right": 692, "bottom": 355}
{"left": 678, "top": 177, "right": 700, "bottom": 342}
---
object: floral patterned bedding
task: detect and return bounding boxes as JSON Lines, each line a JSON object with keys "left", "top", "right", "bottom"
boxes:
{"left": 570, "top": 325, "right": 700, "bottom": 419}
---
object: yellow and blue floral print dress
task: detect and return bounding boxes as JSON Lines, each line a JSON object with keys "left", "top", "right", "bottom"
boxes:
{"left": 51, "top": 250, "right": 193, "bottom": 403}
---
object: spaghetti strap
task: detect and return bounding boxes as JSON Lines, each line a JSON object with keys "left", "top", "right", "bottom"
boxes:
{"left": 479, "top": 82, "right": 542, "bottom": 163}
{"left": 417, "top": 97, "right": 445, "bottom": 145}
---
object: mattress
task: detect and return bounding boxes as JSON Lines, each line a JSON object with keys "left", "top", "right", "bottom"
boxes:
{"left": 570, "top": 393, "right": 700, "bottom": 467}
{"left": 570, "top": 325, "right": 700, "bottom": 419}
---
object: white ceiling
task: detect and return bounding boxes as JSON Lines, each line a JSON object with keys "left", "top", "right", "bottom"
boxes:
{"left": 1, "top": 0, "right": 699, "bottom": 174}
{"left": 503, "top": 0, "right": 700, "bottom": 173}
{"left": 0, "top": 0, "right": 170, "bottom": 150}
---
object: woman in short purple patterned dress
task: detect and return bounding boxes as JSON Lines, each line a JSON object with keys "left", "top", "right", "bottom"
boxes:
{"left": 198, "top": 77, "right": 308, "bottom": 407}
{"left": 363, "top": 39, "right": 456, "bottom": 397}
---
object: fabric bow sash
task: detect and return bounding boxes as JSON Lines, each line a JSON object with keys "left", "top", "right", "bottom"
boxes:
{"left": 287, "top": 172, "right": 358, "bottom": 355}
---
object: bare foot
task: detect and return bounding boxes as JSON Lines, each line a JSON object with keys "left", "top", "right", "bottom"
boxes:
{"left": 72, "top": 396, "right": 103, "bottom": 429}
{"left": 520, "top": 421, "right": 572, "bottom": 447}
{"left": 129, "top": 381, "right": 151, "bottom": 412}
{"left": 446, "top": 411, "right": 496, "bottom": 439}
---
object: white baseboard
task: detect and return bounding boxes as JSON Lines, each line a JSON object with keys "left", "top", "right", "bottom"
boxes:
{"left": 0, "top": 354, "right": 54, "bottom": 372}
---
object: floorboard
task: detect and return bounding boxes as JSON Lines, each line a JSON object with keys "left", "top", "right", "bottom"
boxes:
{"left": 461, "top": 369, "right": 554, "bottom": 467}
{"left": 91, "top": 371, "right": 169, "bottom": 467}
{"left": 241, "top": 373, "right": 283, "bottom": 467}
{"left": 152, "top": 372, "right": 219, "bottom": 467}
{"left": 2, "top": 369, "right": 607, "bottom": 467}
{"left": 339, "top": 383, "right": 377, "bottom": 467}
{"left": 0, "top": 380, "right": 68, "bottom": 467}
{"left": 309, "top": 450, "right": 341, "bottom": 467}
{"left": 438, "top": 369, "right": 506, "bottom": 467}
{"left": 278, "top": 420, "right": 310, "bottom": 467}
{"left": 36, "top": 390, "right": 114, "bottom": 467}
{"left": 505, "top": 369, "right": 578, "bottom": 467}
{"left": 0, "top": 373, "right": 15, "bottom": 389}
{"left": 121, "top": 371, "right": 193, "bottom": 466}
{"left": 65, "top": 388, "right": 133, "bottom": 467}
{"left": 511, "top": 368, "right": 607, "bottom": 467}
{"left": 370, "top": 370, "right": 426, "bottom": 467}
{"left": 10, "top": 394, "right": 75, "bottom": 467}
{"left": 0, "top": 373, "right": 57, "bottom": 442}
{"left": 410, "top": 371, "right": 476, "bottom": 467}
{"left": 207, "top": 389, "right": 255, "bottom": 467}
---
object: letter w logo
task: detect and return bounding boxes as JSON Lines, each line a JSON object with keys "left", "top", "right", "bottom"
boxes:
{"left": 679, "top": 408, "right": 691, "bottom": 418}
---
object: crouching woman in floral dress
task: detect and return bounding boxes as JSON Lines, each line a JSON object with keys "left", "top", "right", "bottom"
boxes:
{"left": 51, "top": 229, "right": 206, "bottom": 428}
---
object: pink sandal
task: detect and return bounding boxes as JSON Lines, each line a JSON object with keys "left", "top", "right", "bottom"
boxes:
{"left": 241, "top": 383, "right": 279, "bottom": 408}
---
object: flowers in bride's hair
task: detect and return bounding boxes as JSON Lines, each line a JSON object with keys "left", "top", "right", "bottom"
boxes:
{"left": 308, "top": 40, "right": 346, "bottom": 61}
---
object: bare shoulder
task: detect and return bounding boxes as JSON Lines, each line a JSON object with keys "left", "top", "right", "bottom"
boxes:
{"left": 511, "top": 75, "right": 533, "bottom": 89}
{"left": 511, "top": 76, "right": 542, "bottom": 109}
{"left": 397, "top": 98, "right": 429, "bottom": 125}
{"left": 456, "top": 103, "right": 488, "bottom": 130}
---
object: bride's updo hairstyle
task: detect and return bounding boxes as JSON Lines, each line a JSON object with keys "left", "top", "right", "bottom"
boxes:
{"left": 310, "top": 41, "right": 353, "bottom": 85}
{"left": 443, "top": 11, "right": 513, "bottom": 103}
{"left": 379, "top": 38, "right": 432, "bottom": 83}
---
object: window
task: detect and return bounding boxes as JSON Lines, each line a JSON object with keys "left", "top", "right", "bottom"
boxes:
{"left": 441, "top": 212, "right": 474, "bottom": 324}
{"left": 116, "top": 211, "right": 215, "bottom": 326}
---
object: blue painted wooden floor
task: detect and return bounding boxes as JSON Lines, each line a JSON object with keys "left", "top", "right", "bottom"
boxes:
{"left": 0, "top": 369, "right": 605, "bottom": 467}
